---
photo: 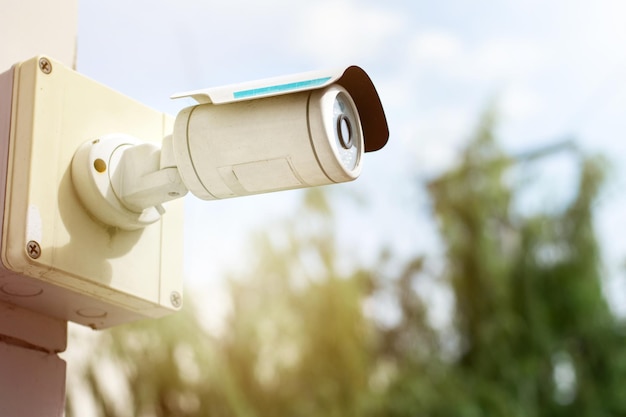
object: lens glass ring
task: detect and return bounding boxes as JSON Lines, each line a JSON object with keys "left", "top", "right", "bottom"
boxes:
{"left": 337, "top": 114, "right": 353, "bottom": 149}
{"left": 332, "top": 93, "right": 360, "bottom": 171}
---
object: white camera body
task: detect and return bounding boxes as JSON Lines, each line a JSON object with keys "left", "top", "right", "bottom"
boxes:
{"left": 171, "top": 66, "right": 388, "bottom": 200}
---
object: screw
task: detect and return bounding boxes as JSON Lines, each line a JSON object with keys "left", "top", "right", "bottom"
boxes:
{"left": 26, "top": 241, "right": 41, "bottom": 259}
{"left": 38, "top": 57, "right": 52, "bottom": 74}
{"left": 170, "top": 291, "right": 182, "bottom": 308}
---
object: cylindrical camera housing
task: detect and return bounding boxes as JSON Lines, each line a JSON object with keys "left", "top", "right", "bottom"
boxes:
{"left": 172, "top": 85, "right": 363, "bottom": 200}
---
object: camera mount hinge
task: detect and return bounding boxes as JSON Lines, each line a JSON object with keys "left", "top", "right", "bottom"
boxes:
{"left": 70, "top": 134, "right": 188, "bottom": 230}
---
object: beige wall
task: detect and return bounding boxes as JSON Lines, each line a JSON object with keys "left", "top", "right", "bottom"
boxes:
{"left": 0, "top": 0, "right": 78, "bottom": 71}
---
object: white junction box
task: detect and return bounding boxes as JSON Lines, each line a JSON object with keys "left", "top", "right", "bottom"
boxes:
{"left": 0, "top": 57, "right": 183, "bottom": 329}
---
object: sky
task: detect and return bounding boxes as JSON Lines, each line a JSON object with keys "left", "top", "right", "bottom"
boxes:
{"left": 73, "top": 0, "right": 626, "bottom": 317}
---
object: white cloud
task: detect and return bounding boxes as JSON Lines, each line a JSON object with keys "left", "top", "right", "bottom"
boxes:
{"left": 409, "top": 31, "right": 547, "bottom": 84}
{"left": 470, "top": 38, "right": 547, "bottom": 81}
{"left": 292, "top": 0, "right": 408, "bottom": 65}
{"left": 500, "top": 83, "right": 545, "bottom": 124}
{"left": 410, "top": 32, "right": 463, "bottom": 64}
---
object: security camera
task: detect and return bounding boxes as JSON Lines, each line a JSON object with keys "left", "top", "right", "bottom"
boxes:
{"left": 171, "top": 66, "right": 389, "bottom": 200}
{"left": 1, "top": 56, "right": 389, "bottom": 328}
{"left": 71, "top": 66, "right": 389, "bottom": 230}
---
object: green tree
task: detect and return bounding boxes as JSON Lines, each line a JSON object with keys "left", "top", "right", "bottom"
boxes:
{"left": 376, "top": 112, "right": 626, "bottom": 416}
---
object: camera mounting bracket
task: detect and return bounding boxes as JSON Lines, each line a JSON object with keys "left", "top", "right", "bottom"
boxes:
{"left": 71, "top": 134, "right": 187, "bottom": 231}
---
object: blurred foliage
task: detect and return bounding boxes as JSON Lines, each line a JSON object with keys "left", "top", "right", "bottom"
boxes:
{"left": 66, "top": 112, "right": 626, "bottom": 417}
{"left": 374, "top": 112, "right": 626, "bottom": 417}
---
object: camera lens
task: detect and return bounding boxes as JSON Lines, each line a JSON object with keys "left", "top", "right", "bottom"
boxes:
{"left": 333, "top": 93, "right": 360, "bottom": 171}
{"left": 337, "top": 114, "right": 353, "bottom": 149}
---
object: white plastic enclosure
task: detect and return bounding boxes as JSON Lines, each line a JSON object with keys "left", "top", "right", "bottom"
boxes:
{"left": 0, "top": 57, "right": 183, "bottom": 329}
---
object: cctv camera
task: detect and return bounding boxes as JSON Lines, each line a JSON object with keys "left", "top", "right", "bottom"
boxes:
{"left": 2, "top": 57, "right": 389, "bottom": 329}
{"left": 71, "top": 66, "right": 389, "bottom": 230}
{"left": 171, "top": 66, "right": 389, "bottom": 200}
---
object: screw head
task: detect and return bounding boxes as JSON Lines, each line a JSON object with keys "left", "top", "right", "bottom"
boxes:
{"left": 26, "top": 241, "right": 41, "bottom": 259}
{"left": 170, "top": 291, "right": 182, "bottom": 308}
{"left": 38, "top": 57, "right": 52, "bottom": 74}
